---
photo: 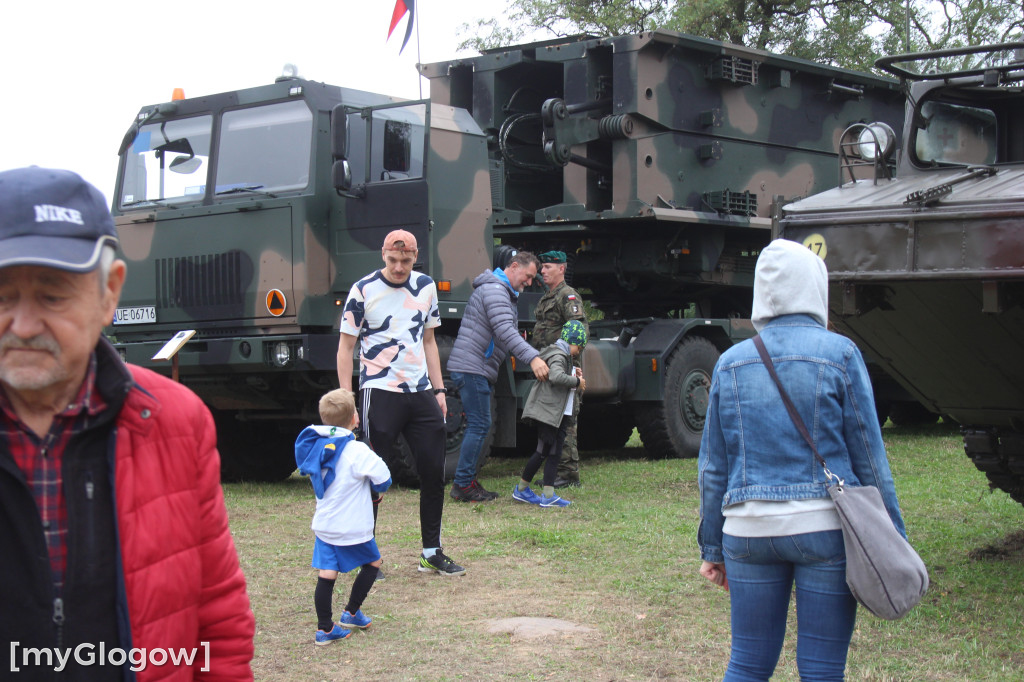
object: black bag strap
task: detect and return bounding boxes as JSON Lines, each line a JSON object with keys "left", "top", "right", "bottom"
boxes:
{"left": 753, "top": 335, "right": 838, "bottom": 483}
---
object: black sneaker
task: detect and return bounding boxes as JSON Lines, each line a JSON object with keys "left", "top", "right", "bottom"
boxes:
{"left": 450, "top": 482, "right": 492, "bottom": 502}
{"left": 418, "top": 550, "right": 466, "bottom": 576}
{"left": 472, "top": 479, "right": 500, "bottom": 500}
{"left": 553, "top": 477, "right": 582, "bottom": 489}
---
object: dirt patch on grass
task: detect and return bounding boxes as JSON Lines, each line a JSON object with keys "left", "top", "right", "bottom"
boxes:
{"left": 967, "top": 530, "right": 1024, "bottom": 561}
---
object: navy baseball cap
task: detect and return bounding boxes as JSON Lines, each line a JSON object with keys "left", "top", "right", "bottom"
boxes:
{"left": 0, "top": 167, "right": 118, "bottom": 273}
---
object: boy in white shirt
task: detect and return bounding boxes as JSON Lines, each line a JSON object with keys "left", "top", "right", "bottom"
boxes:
{"left": 295, "top": 389, "right": 392, "bottom": 645}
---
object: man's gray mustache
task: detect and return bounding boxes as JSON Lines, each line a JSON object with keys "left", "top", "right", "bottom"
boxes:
{"left": 0, "top": 334, "right": 61, "bottom": 355}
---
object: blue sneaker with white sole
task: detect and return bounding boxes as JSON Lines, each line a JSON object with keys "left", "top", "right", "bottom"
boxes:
{"left": 511, "top": 484, "right": 542, "bottom": 505}
{"left": 314, "top": 623, "right": 351, "bottom": 645}
{"left": 539, "top": 493, "right": 571, "bottom": 508}
{"left": 340, "top": 609, "right": 372, "bottom": 629}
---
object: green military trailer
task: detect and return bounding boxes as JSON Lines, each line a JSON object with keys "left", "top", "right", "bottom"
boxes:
{"left": 776, "top": 43, "right": 1024, "bottom": 506}
{"left": 109, "top": 29, "right": 904, "bottom": 482}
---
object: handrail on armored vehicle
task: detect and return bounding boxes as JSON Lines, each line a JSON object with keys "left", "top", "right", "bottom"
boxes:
{"left": 838, "top": 122, "right": 897, "bottom": 186}
{"left": 876, "top": 42, "right": 1024, "bottom": 82}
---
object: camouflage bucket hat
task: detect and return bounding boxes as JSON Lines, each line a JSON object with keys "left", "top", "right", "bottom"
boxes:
{"left": 560, "top": 319, "right": 587, "bottom": 348}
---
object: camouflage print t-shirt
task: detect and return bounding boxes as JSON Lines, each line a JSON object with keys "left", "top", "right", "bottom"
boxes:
{"left": 339, "top": 270, "right": 441, "bottom": 392}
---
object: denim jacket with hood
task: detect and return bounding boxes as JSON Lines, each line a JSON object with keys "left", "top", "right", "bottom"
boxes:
{"left": 698, "top": 239, "right": 907, "bottom": 564}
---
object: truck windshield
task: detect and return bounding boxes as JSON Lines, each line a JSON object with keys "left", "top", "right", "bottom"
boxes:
{"left": 119, "top": 115, "right": 212, "bottom": 207}
{"left": 216, "top": 100, "right": 313, "bottom": 195}
{"left": 913, "top": 100, "right": 997, "bottom": 167}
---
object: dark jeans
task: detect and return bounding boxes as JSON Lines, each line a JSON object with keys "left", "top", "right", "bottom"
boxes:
{"left": 360, "top": 388, "right": 445, "bottom": 549}
{"left": 521, "top": 417, "right": 569, "bottom": 487}
{"left": 449, "top": 371, "right": 492, "bottom": 488}
{"left": 722, "top": 530, "right": 857, "bottom": 682}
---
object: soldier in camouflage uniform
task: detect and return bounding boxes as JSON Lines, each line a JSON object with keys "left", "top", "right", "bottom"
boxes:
{"left": 531, "top": 251, "right": 588, "bottom": 487}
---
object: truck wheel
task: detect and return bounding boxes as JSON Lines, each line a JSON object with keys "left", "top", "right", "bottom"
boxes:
{"left": 984, "top": 472, "right": 1024, "bottom": 506}
{"left": 214, "top": 411, "right": 302, "bottom": 482}
{"left": 383, "top": 389, "right": 494, "bottom": 487}
{"left": 578, "top": 405, "right": 635, "bottom": 451}
{"left": 635, "top": 336, "right": 720, "bottom": 459}
{"left": 382, "top": 333, "right": 492, "bottom": 487}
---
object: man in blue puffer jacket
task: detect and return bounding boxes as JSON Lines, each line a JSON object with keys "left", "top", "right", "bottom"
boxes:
{"left": 447, "top": 251, "right": 550, "bottom": 501}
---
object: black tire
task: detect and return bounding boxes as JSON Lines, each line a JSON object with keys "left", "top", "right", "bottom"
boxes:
{"left": 635, "top": 336, "right": 721, "bottom": 459}
{"left": 874, "top": 399, "right": 891, "bottom": 428}
{"left": 887, "top": 401, "right": 940, "bottom": 427}
{"left": 578, "top": 405, "right": 635, "bottom": 451}
{"left": 381, "top": 334, "right": 493, "bottom": 487}
{"left": 984, "top": 472, "right": 1024, "bottom": 506}
{"left": 213, "top": 411, "right": 302, "bottom": 482}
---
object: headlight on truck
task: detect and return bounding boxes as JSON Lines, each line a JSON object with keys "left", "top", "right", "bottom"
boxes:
{"left": 857, "top": 122, "right": 896, "bottom": 161}
{"left": 272, "top": 341, "right": 292, "bottom": 367}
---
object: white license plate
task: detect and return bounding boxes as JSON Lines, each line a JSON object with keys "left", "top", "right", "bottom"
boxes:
{"left": 113, "top": 306, "right": 157, "bottom": 325}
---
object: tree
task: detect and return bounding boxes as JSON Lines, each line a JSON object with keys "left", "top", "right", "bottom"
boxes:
{"left": 459, "top": 1, "right": 1024, "bottom": 73}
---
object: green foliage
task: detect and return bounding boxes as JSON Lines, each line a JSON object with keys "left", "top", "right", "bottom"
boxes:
{"left": 459, "top": 0, "right": 1024, "bottom": 73}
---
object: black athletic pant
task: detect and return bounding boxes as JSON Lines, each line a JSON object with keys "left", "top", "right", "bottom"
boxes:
{"left": 360, "top": 388, "right": 446, "bottom": 549}
{"left": 521, "top": 417, "right": 569, "bottom": 487}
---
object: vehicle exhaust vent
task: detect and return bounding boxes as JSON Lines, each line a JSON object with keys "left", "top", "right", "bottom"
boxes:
{"left": 706, "top": 56, "right": 759, "bottom": 86}
{"left": 704, "top": 189, "right": 757, "bottom": 216}
{"left": 156, "top": 251, "right": 247, "bottom": 310}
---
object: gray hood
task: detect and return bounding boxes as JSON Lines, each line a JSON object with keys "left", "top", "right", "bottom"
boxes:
{"left": 750, "top": 239, "right": 828, "bottom": 332}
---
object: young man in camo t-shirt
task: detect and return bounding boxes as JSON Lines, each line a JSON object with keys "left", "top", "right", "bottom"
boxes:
{"left": 336, "top": 229, "right": 465, "bottom": 576}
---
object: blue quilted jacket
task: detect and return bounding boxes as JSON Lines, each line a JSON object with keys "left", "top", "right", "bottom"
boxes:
{"left": 447, "top": 269, "right": 540, "bottom": 382}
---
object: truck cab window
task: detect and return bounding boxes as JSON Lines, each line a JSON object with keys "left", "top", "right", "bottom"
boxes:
{"left": 345, "top": 103, "right": 425, "bottom": 185}
{"left": 216, "top": 100, "right": 313, "bottom": 195}
{"left": 119, "top": 115, "right": 212, "bottom": 207}
{"left": 914, "top": 100, "right": 996, "bottom": 167}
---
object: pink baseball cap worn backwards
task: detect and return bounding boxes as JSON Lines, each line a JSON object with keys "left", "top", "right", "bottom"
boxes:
{"left": 0, "top": 167, "right": 119, "bottom": 273}
{"left": 382, "top": 229, "right": 418, "bottom": 252}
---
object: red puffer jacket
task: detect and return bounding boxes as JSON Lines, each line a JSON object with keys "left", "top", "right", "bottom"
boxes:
{"left": 116, "top": 363, "right": 255, "bottom": 681}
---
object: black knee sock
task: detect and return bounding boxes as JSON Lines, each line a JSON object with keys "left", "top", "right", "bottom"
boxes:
{"left": 345, "top": 565, "right": 379, "bottom": 614}
{"left": 315, "top": 577, "right": 336, "bottom": 631}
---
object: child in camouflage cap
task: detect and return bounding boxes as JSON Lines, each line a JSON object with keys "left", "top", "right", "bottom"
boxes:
{"left": 512, "top": 320, "right": 588, "bottom": 507}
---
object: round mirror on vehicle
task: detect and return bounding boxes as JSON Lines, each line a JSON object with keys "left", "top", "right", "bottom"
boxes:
{"left": 857, "top": 122, "right": 896, "bottom": 161}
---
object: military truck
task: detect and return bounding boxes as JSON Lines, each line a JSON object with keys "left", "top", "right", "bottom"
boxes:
{"left": 109, "top": 29, "right": 904, "bottom": 482}
{"left": 776, "top": 43, "right": 1024, "bottom": 506}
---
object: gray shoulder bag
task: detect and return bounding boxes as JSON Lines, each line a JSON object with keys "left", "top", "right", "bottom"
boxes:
{"left": 753, "top": 335, "right": 928, "bottom": 620}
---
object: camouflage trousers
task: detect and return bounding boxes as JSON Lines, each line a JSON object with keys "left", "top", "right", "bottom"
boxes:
{"left": 556, "top": 391, "right": 581, "bottom": 481}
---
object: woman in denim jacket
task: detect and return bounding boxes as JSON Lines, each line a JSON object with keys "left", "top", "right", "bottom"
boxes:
{"left": 698, "top": 238, "right": 907, "bottom": 681}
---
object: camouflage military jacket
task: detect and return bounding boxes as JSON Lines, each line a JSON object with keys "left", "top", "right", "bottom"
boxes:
{"left": 532, "top": 280, "right": 588, "bottom": 350}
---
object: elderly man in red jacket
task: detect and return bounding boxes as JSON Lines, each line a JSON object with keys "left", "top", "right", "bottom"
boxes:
{"left": 0, "top": 167, "right": 254, "bottom": 681}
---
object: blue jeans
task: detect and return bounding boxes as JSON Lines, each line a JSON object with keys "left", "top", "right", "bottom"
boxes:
{"left": 722, "top": 530, "right": 857, "bottom": 682}
{"left": 450, "top": 372, "right": 492, "bottom": 487}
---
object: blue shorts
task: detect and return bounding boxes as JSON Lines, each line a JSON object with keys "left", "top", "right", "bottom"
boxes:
{"left": 312, "top": 536, "right": 381, "bottom": 574}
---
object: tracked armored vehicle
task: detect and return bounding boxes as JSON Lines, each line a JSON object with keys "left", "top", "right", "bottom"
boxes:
{"left": 776, "top": 43, "right": 1024, "bottom": 505}
{"left": 109, "top": 30, "right": 904, "bottom": 481}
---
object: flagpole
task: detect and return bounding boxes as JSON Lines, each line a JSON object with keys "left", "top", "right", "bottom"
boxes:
{"left": 416, "top": 0, "right": 423, "bottom": 99}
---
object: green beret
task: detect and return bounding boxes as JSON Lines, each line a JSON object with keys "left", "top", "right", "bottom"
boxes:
{"left": 538, "top": 250, "right": 567, "bottom": 264}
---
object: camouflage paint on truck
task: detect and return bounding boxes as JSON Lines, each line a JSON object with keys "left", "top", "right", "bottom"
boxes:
{"left": 776, "top": 43, "right": 1024, "bottom": 506}
{"left": 423, "top": 30, "right": 904, "bottom": 457}
{"left": 110, "top": 30, "right": 904, "bottom": 480}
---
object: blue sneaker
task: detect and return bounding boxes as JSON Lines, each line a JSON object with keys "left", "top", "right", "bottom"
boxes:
{"left": 340, "top": 609, "right": 372, "bottom": 629}
{"left": 511, "top": 484, "right": 542, "bottom": 505}
{"left": 539, "top": 493, "right": 571, "bottom": 508}
{"left": 314, "top": 623, "right": 351, "bottom": 645}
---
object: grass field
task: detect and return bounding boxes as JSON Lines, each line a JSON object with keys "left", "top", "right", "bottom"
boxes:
{"left": 224, "top": 422, "right": 1024, "bottom": 681}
